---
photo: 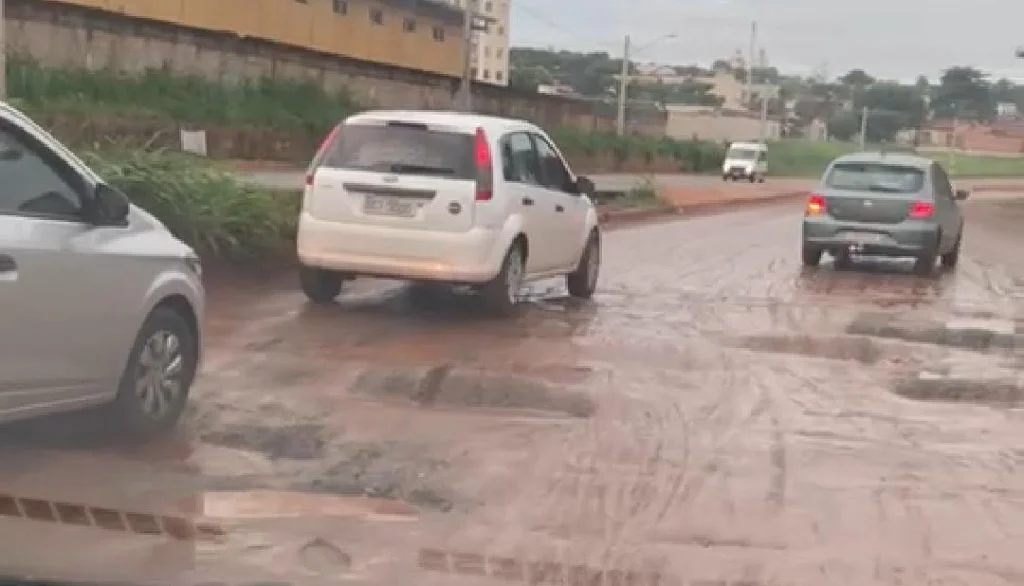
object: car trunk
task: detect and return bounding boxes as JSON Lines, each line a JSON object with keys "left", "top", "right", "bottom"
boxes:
{"left": 304, "top": 120, "right": 478, "bottom": 233}
{"left": 823, "top": 189, "right": 913, "bottom": 224}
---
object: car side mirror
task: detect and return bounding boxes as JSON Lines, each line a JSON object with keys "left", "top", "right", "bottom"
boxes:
{"left": 955, "top": 189, "right": 969, "bottom": 200}
{"left": 574, "top": 176, "right": 596, "bottom": 196}
{"left": 88, "top": 183, "right": 131, "bottom": 226}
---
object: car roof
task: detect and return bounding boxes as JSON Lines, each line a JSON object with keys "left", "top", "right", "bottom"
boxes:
{"left": 344, "top": 110, "right": 537, "bottom": 134}
{"left": 831, "top": 150, "right": 934, "bottom": 171}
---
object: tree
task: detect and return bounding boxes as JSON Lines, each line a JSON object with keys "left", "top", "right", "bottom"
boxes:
{"left": 508, "top": 48, "right": 625, "bottom": 97}
{"left": 855, "top": 83, "right": 926, "bottom": 141}
{"left": 930, "top": 66, "right": 995, "bottom": 121}
{"left": 840, "top": 69, "right": 875, "bottom": 87}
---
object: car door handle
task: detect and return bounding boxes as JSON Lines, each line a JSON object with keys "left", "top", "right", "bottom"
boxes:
{"left": 522, "top": 197, "right": 534, "bottom": 206}
{"left": 555, "top": 204, "right": 565, "bottom": 212}
{"left": 0, "top": 254, "right": 16, "bottom": 273}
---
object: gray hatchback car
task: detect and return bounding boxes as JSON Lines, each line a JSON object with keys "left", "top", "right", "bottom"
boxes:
{"left": 0, "top": 102, "right": 204, "bottom": 437}
{"left": 801, "top": 152, "right": 967, "bottom": 274}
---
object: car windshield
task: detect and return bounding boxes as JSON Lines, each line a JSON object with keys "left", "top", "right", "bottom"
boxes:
{"left": 322, "top": 122, "right": 475, "bottom": 178}
{"left": 726, "top": 147, "right": 758, "bottom": 160}
{"left": 825, "top": 162, "right": 925, "bottom": 193}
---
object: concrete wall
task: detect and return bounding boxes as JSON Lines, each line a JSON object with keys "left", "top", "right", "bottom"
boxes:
{"left": 666, "top": 109, "right": 780, "bottom": 143}
{"left": 5, "top": 0, "right": 659, "bottom": 134}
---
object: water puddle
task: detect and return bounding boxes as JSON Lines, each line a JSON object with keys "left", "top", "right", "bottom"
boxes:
{"left": 728, "top": 334, "right": 883, "bottom": 364}
{"left": 201, "top": 490, "right": 417, "bottom": 522}
{"left": 848, "top": 312, "right": 1022, "bottom": 351}
{"left": 891, "top": 373, "right": 1024, "bottom": 407}
{"left": 350, "top": 365, "right": 596, "bottom": 418}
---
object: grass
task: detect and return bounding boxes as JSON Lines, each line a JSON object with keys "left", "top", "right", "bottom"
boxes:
{"left": 7, "top": 56, "right": 359, "bottom": 134}
{"left": 767, "top": 139, "right": 1024, "bottom": 178}
{"left": 83, "top": 150, "right": 299, "bottom": 261}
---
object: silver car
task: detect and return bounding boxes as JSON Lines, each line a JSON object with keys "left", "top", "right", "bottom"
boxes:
{"left": 0, "top": 103, "right": 204, "bottom": 436}
{"left": 801, "top": 152, "right": 967, "bottom": 274}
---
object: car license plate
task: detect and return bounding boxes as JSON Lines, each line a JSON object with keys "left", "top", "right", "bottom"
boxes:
{"left": 363, "top": 195, "right": 416, "bottom": 217}
{"left": 842, "top": 231, "right": 885, "bottom": 244}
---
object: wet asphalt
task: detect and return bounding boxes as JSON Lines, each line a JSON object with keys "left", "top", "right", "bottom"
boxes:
{"left": 0, "top": 195, "right": 1022, "bottom": 586}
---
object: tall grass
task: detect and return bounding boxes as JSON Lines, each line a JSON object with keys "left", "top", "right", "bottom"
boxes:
{"left": 83, "top": 149, "right": 299, "bottom": 260}
{"left": 7, "top": 56, "right": 360, "bottom": 133}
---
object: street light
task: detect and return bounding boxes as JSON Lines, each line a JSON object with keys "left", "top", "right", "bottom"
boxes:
{"left": 615, "top": 33, "right": 677, "bottom": 136}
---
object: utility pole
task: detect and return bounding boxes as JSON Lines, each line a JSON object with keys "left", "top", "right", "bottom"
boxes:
{"left": 615, "top": 35, "right": 630, "bottom": 136}
{"left": 0, "top": 0, "right": 6, "bottom": 100}
{"left": 859, "top": 106, "right": 868, "bottom": 149}
{"left": 746, "top": 21, "right": 756, "bottom": 111}
{"left": 759, "top": 90, "right": 768, "bottom": 143}
{"left": 456, "top": 6, "right": 474, "bottom": 112}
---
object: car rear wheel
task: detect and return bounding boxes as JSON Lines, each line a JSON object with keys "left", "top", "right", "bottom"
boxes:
{"left": 300, "top": 265, "right": 344, "bottom": 303}
{"left": 801, "top": 245, "right": 823, "bottom": 267}
{"left": 567, "top": 230, "right": 601, "bottom": 299}
{"left": 480, "top": 242, "right": 524, "bottom": 316}
{"left": 941, "top": 231, "right": 962, "bottom": 269}
{"left": 102, "top": 306, "right": 198, "bottom": 439}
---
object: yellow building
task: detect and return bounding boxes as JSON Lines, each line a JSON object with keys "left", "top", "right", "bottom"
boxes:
{"left": 52, "top": 0, "right": 465, "bottom": 77}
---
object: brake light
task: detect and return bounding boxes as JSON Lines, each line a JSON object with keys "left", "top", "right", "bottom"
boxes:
{"left": 305, "top": 123, "right": 342, "bottom": 186}
{"left": 474, "top": 127, "right": 493, "bottom": 201}
{"left": 908, "top": 200, "right": 934, "bottom": 218}
{"left": 805, "top": 193, "right": 826, "bottom": 215}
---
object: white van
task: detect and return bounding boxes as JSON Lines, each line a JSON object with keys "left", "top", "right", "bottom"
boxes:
{"left": 721, "top": 141, "right": 767, "bottom": 183}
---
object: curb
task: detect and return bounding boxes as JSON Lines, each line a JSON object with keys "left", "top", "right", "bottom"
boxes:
{"left": 598, "top": 190, "right": 808, "bottom": 228}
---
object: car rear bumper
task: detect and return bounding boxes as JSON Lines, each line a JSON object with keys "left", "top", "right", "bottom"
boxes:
{"left": 296, "top": 213, "right": 504, "bottom": 283}
{"left": 802, "top": 216, "right": 938, "bottom": 256}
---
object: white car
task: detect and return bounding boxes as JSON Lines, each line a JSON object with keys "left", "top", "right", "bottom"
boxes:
{"left": 295, "top": 110, "right": 602, "bottom": 315}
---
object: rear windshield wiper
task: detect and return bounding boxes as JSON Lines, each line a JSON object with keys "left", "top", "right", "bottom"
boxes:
{"left": 865, "top": 184, "right": 908, "bottom": 193}
{"left": 388, "top": 163, "right": 456, "bottom": 175}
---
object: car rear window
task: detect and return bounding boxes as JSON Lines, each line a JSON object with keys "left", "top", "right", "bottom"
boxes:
{"left": 825, "top": 162, "right": 925, "bottom": 194}
{"left": 320, "top": 122, "right": 475, "bottom": 179}
{"left": 726, "top": 148, "right": 758, "bottom": 160}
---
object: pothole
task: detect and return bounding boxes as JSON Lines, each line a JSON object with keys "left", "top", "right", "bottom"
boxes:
{"left": 350, "top": 365, "right": 596, "bottom": 418}
{"left": 848, "top": 312, "right": 1022, "bottom": 351}
{"left": 728, "top": 334, "right": 883, "bottom": 364}
{"left": 891, "top": 375, "right": 1024, "bottom": 407}
{"left": 201, "top": 423, "right": 328, "bottom": 460}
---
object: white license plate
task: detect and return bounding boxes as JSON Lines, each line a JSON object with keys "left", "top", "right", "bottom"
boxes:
{"left": 363, "top": 195, "right": 416, "bottom": 218}
{"left": 842, "top": 231, "right": 886, "bottom": 243}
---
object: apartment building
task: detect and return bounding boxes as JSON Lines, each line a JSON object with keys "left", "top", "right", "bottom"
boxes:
{"left": 445, "top": 0, "right": 511, "bottom": 85}
{"left": 51, "top": 0, "right": 465, "bottom": 77}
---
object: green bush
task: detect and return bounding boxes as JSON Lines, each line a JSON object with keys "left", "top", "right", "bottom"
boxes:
{"left": 83, "top": 150, "right": 299, "bottom": 261}
{"left": 550, "top": 128, "right": 725, "bottom": 172}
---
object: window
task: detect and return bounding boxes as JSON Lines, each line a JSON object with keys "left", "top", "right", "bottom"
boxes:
{"left": 531, "top": 134, "right": 572, "bottom": 191}
{"left": 485, "top": 1, "right": 492, "bottom": 11}
{"left": 321, "top": 123, "right": 476, "bottom": 179}
{"left": 495, "top": 48, "right": 503, "bottom": 58}
{"left": 432, "top": 26, "right": 445, "bottom": 41}
{"left": 497, "top": 25, "right": 504, "bottom": 35}
{"left": 403, "top": 17, "right": 416, "bottom": 32}
{"left": 496, "top": 71, "right": 503, "bottom": 81}
{"left": 825, "top": 163, "right": 925, "bottom": 194}
{"left": 483, "top": 69, "right": 490, "bottom": 79}
{"left": 369, "top": 7, "right": 383, "bottom": 24}
{"left": 501, "top": 132, "right": 542, "bottom": 185}
{"left": 332, "top": 0, "right": 347, "bottom": 14}
{"left": 0, "top": 123, "right": 85, "bottom": 219}
{"left": 471, "top": 66, "right": 478, "bottom": 78}
{"left": 483, "top": 47, "right": 491, "bottom": 57}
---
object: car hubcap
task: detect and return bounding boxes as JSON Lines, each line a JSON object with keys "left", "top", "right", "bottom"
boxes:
{"left": 506, "top": 249, "right": 523, "bottom": 303}
{"left": 134, "top": 330, "right": 184, "bottom": 419}
{"left": 586, "top": 240, "right": 600, "bottom": 289}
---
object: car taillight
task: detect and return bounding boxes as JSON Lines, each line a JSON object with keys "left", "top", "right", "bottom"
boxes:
{"left": 805, "top": 193, "right": 826, "bottom": 215}
{"left": 306, "top": 123, "right": 342, "bottom": 186}
{"left": 908, "top": 200, "right": 934, "bottom": 218}
{"left": 474, "top": 127, "right": 493, "bottom": 201}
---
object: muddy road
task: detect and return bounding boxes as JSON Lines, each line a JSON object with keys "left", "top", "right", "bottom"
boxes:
{"left": 1, "top": 196, "right": 1023, "bottom": 586}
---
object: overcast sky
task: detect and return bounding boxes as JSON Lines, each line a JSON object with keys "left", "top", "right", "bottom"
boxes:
{"left": 508, "top": 0, "right": 1024, "bottom": 84}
